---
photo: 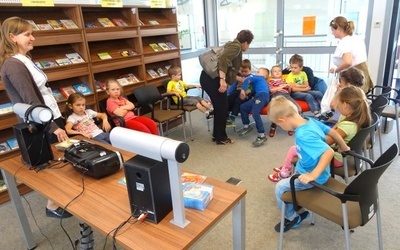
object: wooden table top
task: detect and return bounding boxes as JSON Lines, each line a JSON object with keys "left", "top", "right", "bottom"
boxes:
{"left": 1, "top": 137, "right": 246, "bottom": 250}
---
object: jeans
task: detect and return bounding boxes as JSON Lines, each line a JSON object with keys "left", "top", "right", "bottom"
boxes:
{"left": 240, "top": 92, "right": 270, "bottom": 133}
{"left": 291, "top": 90, "right": 323, "bottom": 113}
{"left": 313, "top": 78, "right": 327, "bottom": 95}
{"left": 93, "top": 132, "right": 111, "bottom": 144}
{"left": 275, "top": 175, "right": 313, "bottom": 220}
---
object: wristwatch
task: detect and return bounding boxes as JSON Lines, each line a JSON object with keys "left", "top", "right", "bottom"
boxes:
{"left": 220, "top": 77, "right": 226, "bottom": 80}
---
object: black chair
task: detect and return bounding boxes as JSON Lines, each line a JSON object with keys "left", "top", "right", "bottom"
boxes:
{"left": 98, "top": 98, "right": 125, "bottom": 128}
{"left": 132, "top": 85, "right": 186, "bottom": 141}
{"left": 333, "top": 112, "right": 379, "bottom": 183}
{"left": 279, "top": 143, "right": 398, "bottom": 250}
{"left": 380, "top": 87, "right": 400, "bottom": 154}
{"left": 367, "top": 95, "right": 389, "bottom": 159}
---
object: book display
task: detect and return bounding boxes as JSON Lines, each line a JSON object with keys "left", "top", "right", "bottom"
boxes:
{"left": 0, "top": 4, "right": 181, "bottom": 204}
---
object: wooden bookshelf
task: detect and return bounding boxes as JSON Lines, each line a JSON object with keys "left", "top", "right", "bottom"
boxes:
{"left": 0, "top": 4, "right": 181, "bottom": 204}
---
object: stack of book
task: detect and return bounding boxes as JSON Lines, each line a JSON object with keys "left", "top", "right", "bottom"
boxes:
{"left": 35, "top": 53, "right": 85, "bottom": 69}
{"left": 27, "top": 19, "right": 79, "bottom": 30}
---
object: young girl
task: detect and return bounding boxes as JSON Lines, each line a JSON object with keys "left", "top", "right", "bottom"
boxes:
{"left": 65, "top": 93, "right": 111, "bottom": 144}
{"left": 268, "top": 85, "right": 370, "bottom": 182}
{"left": 105, "top": 79, "right": 158, "bottom": 135}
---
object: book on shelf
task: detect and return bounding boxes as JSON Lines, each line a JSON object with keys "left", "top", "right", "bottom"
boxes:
{"left": 39, "top": 60, "right": 58, "bottom": 68}
{"left": 148, "top": 20, "right": 160, "bottom": 25}
{"left": 59, "top": 19, "right": 79, "bottom": 29}
{"left": 127, "top": 73, "right": 140, "bottom": 83}
{"left": 182, "top": 183, "right": 214, "bottom": 211}
{"left": 55, "top": 58, "right": 72, "bottom": 66}
{"left": 156, "top": 67, "right": 167, "bottom": 76}
{"left": 116, "top": 77, "right": 131, "bottom": 86}
{"left": 181, "top": 172, "right": 207, "bottom": 184}
{"left": 95, "top": 80, "right": 106, "bottom": 91}
{"left": 138, "top": 19, "right": 145, "bottom": 26}
{"left": 65, "top": 53, "right": 85, "bottom": 63}
{"left": 85, "top": 22, "right": 97, "bottom": 28}
{"left": 97, "top": 52, "right": 112, "bottom": 60}
{"left": 73, "top": 83, "right": 92, "bottom": 95}
{"left": 0, "top": 142, "right": 11, "bottom": 154}
{"left": 0, "top": 103, "right": 13, "bottom": 115}
{"left": 47, "top": 20, "right": 65, "bottom": 30}
{"left": 119, "top": 50, "right": 137, "bottom": 57}
{"left": 37, "top": 23, "right": 54, "bottom": 30}
{"left": 59, "top": 85, "right": 76, "bottom": 98}
{"left": 34, "top": 62, "right": 43, "bottom": 69}
{"left": 146, "top": 69, "right": 159, "bottom": 78}
{"left": 51, "top": 88, "right": 67, "bottom": 102}
{"left": 6, "top": 137, "right": 19, "bottom": 150}
{"left": 97, "top": 18, "right": 115, "bottom": 27}
{"left": 158, "top": 42, "right": 170, "bottom": 50}
{"left": 165, "top": 42, "right": 177, "bottom": 49}
{"left": 149, "top": 43, "right": 163, "bottom": 52}
{"left": 26, "top": 20, "right": 39, "bottom": 30}
{"left": 112, "top": 18, "right": 128, "bottom": 27}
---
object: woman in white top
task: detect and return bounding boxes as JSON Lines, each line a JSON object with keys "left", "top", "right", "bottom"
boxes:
{"left": 329, "top": 16, "right": 373, "bottom": 93}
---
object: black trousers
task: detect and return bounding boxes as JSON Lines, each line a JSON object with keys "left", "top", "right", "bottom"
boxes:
{"left": 200, "top": 71, "right": 228, "bottom": 141}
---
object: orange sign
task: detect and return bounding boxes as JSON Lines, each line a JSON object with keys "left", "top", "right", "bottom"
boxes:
{"left": 303, "top": 16, "right": 316, "bottom": 35}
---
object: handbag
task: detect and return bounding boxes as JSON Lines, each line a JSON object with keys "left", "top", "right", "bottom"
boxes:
{"left": 198, "top": 46, "right": 224, "bottom": 79}
{"left": 320, "top": 73, "right": 338, "bottom": 114}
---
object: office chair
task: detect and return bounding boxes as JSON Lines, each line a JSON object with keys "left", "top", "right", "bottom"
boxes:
{"left": 380, "top": 87, "right": 400, "bottom": 154}
{"left": 333, "top": 112, "right": 379, "bottom": 183}
{"left": 132, "top": 85, "right": 186, "bottom": 141}
{"left": 366, "top": 95, "right": 389, "bottom": 159}
{"left": 279, "top": 143, "right": 398, "bottom": 250}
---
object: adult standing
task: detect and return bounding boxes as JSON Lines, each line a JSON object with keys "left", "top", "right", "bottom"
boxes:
{"left": 329, "top": 16, "right": 373, "bottom": 93}
{"left": 0, "top": 17, "right": 72, "bottom": 219}
{"left": 200, "top": 29, "right": 254, "bottom": 145}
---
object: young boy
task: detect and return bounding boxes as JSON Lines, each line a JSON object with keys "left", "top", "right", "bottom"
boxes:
{"left": 167, "top": 66, "right": 214, "bottom": 118}
{"left": 227, "top": 59, "right": 253, "bottom": 127}
{"left": 238, "top": 67, "right": 270, "bottom": 147}
{"left": 267, "top": 96, "right": 349, "bottom": 232}
{"left": 286, "top": 56, "right": 323, "bottom": 118}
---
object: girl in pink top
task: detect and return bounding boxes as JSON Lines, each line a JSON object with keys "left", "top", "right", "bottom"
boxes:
{"left": 106, "top": 79, "right": 158, "bottom": 135}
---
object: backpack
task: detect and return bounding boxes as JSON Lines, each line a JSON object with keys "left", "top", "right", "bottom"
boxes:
{"left": 198, "top": 46, "right": 224, "bottom": 79}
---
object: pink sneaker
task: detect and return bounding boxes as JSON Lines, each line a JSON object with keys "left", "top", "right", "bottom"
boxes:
{"left": 273, "top": 166, "right": 282, "bottom": 172}
{"left": 268, "top": 172, "right": 281, "bottom": 182}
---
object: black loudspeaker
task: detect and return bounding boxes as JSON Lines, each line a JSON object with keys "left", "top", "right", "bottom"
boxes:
{"left": 124, "top": 155, "right": 172, "bottom": 224}
{"left": 13, "top": 123, "right": 54, "bottom": 167}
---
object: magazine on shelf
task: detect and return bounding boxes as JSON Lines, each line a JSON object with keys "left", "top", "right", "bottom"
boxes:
{"left": 37, "top": 23, "right": 53, "bottom": 30}
{"left": 95, "top": 80, "right": 106, "bottom": 91}
{"left": 165, "top": 42, "right": 177, "bottom": 49}
{"left": 65, "top": 53, "right": 85, "bottom": 63}
{"left": 0, "top": 103, "right": 13, "bottom": 115}
{"left": 6, "top": 137, "right": 19, "bottom": 150}
{"left": 51, "top": 88, "right": 67, "bottom": 102}
{"left": 119, "top": 50, "right": 137, "bottom": 57}
{"left": 59, "top": 19, "right": 79, "bottom": 29}
{"left": 26, "top": 20, "right": 39, "bottom": 30}
{"left": 34, "top": 62, "right": 43, "bottom": 69}
{"left": 0, "top": 142, "right": 11, "bottom": 154}
{"left": 158, "top": 42, "right": 170, "bottom": 50}
{"left": 47, "top": 20, "right": 65, "bottom": 29}
{"left": 73, "top": 83, "right": 92, "bottom": 95}
{"left": 97, "top": 18, "right": 115, "bottom": 27}
{"left": 156, "top": 67, "right": 167, "bottom": 76}
{"left": 148, "top": 20, "right": 160, "bottom": 25}
{"left": 146, "top": 69, "right": 159, "bottom": 78}
{"left": 128, "top": 73, "right": 140, "bottom": 83}
{"left": 59, "top": 85, "right": 76, "bottom": 98}
{"left": 149, "top": 43, "right": 163, "bottom": 52}
{"left": 40, "top": 60, "right": 58, "bottom": 68}
{"left": 85, "top": 22, "right": 97, "bottom": 28}
{"left": 116, "top": 77, "right": 131, "bottom": 86}
{"left": 112, "top": 18, "right": 128, "bottom": 27}
{"left": 97, "top": 52, "right": 112, "bottom": 60}
{"left": 55, "top": 58, "right": 72, "bottom": 66}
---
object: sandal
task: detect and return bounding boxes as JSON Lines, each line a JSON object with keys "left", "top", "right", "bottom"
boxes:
{"left": 216, "top": 138, "right": 235, "bottom": 145}
{"left": 269, "top": 126, "right": 276, "bottom": 137}
{"left": 288, "top": 131, "right": 294, "bottom": 136}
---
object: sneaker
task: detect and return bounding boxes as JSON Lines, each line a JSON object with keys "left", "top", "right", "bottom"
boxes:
{"left": 268, "top": 172, "right": 281, "bottom": 182}
{"left": 216, "top": 138, "right": 235, "bottom": 145}
{"left": 273, "top": 166, "right": 282, "bottom": 172}
{"left": 326, "top": 111, "right": 334, "bottom": 118}
{"left": 226, "top": 119, "right": 236, "bottom": 127}
{"left": 252, "top": 136, "right": 267, "bottom": 147}
{"left": 274, "top": 211, "right": 310, "bottom": 233}
{"left": 288, "top": 131, "right": 294, "bottom": 136}
{"left": 239, "top": 126, "right": 253, "bottom": 136}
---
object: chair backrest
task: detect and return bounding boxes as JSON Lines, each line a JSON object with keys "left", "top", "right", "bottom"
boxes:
{"left": 369, "top": 95, "right": 389, "bottom": 116}
{"left": 133, "top": 85, "right": 162, "bottom": 107}
{"left": 344, "top": 143, "right": 398, "bottom": 226}
{"left": 347, "top": 112, "right": 379, "bottom": 153}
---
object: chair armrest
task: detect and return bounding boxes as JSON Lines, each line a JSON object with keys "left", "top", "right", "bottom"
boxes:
{"left": 343, "top": 150, "right": 374, "bottom": 168}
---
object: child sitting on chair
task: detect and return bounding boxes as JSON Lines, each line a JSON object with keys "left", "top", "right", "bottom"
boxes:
{"left": 64, "top": 93, "right": 111, "bottom": 144}
{"left": 166, "top": 66, "right": 214, "bottom": 119}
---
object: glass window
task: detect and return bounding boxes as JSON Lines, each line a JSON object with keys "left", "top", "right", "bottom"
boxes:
{"left": 177, "top": 1, "right": 206, "bottom": 50}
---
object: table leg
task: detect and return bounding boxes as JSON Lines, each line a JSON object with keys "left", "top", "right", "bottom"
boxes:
{"left": 1, "top": 169, "right": 36, "bottom": 250}
{"left": 232, "top": 196, "right": 245, "bottom": 250}
{"left": 79, "top": 222, "right": 94, "bottom": 250}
